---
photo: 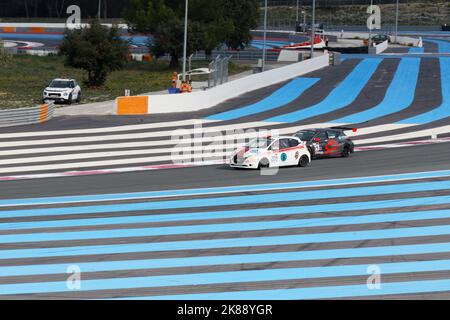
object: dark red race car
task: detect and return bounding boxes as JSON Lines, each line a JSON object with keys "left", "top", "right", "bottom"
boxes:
{"left": 293, "top": 127, "right": 356, "bottom": 159}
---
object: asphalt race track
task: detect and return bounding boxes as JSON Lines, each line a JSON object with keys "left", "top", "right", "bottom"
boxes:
{"left": 0, "top": 142, "right": 449, "bottom": 199}
{"left": 0, "top": 37, "right": 449, "bottom": 299}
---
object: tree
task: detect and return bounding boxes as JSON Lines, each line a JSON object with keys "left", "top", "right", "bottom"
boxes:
{"left": 59, "top": 19, "right": 129, "bottom": 87}
{"left": 124, "top": 0, "right": 259, "bottom": 69}
{"left": 222, "top": 0, "right": 260, "bottom": 50}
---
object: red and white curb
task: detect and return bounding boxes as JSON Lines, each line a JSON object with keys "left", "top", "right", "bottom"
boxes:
{"left": 0, "top": 138, "right": 449, "bottom": 182}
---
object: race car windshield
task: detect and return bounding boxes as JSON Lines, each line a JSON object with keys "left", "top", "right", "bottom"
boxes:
{"left": 247, "top": 138, "right": 273, "bottom": 149}
{"left": 49, "top": 80, "right": 71, "bottom": 88}
{"left": 295, "top": 131, "right": 316, "bottom": 141}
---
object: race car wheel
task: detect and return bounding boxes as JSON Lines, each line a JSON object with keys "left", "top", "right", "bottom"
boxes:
{"left": 341, "top": 146, "right": 350, "bottom": 158}
{"left": 76, "top": 92, "right": 81, "bottom": 103}
{"left": 298, "top": 155, "right": 310, "bottom": 167}
{"left": 67, "top": 93, "right": 73, "bottom": 105}
{"left": 258, "top": 159, "right": 270, "bottom": 170}
{"left": 308, "top": 147, "right": 316, "bottom": 160}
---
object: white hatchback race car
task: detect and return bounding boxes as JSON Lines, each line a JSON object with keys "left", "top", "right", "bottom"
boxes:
{"left": 43, "top": 78, "right": 81, "bottom": 104}
{"left": 230, "top": 136, "right": 311, "bottom": 169}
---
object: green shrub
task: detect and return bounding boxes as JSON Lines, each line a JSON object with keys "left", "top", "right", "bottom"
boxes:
{"left": 59, "top": 19, "right": 129, "bottom": 87}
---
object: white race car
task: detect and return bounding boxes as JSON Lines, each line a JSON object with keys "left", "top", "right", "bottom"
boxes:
{"left": 230, "top": 136, "right": 311, "bottom": 169}
{"left": 43, "top": 78, "right": 81, "bottom": 104}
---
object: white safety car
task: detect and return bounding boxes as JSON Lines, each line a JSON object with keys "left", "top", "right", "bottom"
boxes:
{"left": 230, "top": 136, "right": 311, "bottom": 169}
{"left": 43, "top": 78, "right": 81, "bottom": 104}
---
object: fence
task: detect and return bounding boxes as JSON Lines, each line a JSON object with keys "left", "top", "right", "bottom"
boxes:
{"left": 207, "top": 55, "right": 232, "bottom": 88}
{"left": 0, "top": 104, "right": 54, "bottom": 128}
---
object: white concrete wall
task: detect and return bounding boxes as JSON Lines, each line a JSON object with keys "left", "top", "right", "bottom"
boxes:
{"left": 369, "top": 40, "right": 389, "bottom": 54}
{"left": 277, "top": 50, "right": 301, "bottom": 62}
{"left": 390, "top": 35, "right": 423, "bottom": 47}
{"left": 147, "top": 54, "right": 330, "bottom": 114}
{"left": 375, "top": 40, "right": 389, "bottom": 53}
{"left": 327, "top": 31, "right": 422, "bottom": 48}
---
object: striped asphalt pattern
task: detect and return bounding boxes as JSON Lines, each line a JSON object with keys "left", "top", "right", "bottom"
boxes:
{"left": 206, "top": 78, "right": 320, "bottom": 121}
{"left": 0, "top": 119, "right": 444, "bottom": 178}
{"left": 1, "top": 171, "right": 450, "bottom": 299}
{"left": 333, "top": 57, "right": 421, "bottom": 124}
{"left": 0, "top": 118, "right": 444, "bottom": 177}
{"left": 264, "top": 58, "right": 383, "bottom": 123}
{"left": 2, "top": 169, "right": 448, "bottom": 206}
{"left": 1, "top": 49, "right": 450, "bottom": 178}
{"left": 398, "top": 57, "right": 450, "bottom": 124}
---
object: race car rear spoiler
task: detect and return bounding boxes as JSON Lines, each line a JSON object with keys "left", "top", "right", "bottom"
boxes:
{"left": 330, "top": 126, "right": 358, "bottom": 132}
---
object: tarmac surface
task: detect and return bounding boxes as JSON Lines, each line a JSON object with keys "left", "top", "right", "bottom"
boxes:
{"left": 0, "top": 37, "right": 449, "bottom": 299}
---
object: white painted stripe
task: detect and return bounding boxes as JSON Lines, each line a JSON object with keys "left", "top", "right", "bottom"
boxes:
{"left": 0, "top": 151, "right": 235, "bottom": 174}
{"left": 0, "top": 122, "right": 413, "bottom": 151}
{"left": 0, "top": 121, "right": 276, "bottom": 148}
{"left": 0, "top": 123, "right": 436, "bottom": 166}
{"left": 0, "top": 139, "right": 449, "bottom": 181}
{"left": 0, "top": 145, "right": 237, "bottom": 166}
{"left": 345, "top": 123, "right": 416, "bottom": 137}
{"left": 1, "top": 135, "right": 449, "bottom": 175}
{"left": 355, "top": 125, "right": 450, "bottom": 145}
{"left": 0, "top": 119, "right": 217, "bottom": 139}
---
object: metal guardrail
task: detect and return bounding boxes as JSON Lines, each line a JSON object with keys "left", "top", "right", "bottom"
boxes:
{"left": 0, "top": 103, "right": 54, "bottom": 128}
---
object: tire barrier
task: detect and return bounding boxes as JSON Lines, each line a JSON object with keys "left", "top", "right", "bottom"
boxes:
{"left": 0, "top": 104, "right": 54, "bottom": 128}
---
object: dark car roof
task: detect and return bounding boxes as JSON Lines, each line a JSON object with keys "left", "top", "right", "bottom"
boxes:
{"left": 297, "top": 128, "right": 343, "bottom": 132}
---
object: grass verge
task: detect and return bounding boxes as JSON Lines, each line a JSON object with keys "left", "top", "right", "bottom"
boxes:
{"left": 0, "top": 55, "right": 251, "bottom": 109}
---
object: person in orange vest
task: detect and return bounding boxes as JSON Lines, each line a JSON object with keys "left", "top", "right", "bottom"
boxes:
{"left": 171, "top": 72, "right": 178, "bottom": 88}
{"left": 179, "top": 80, "right": 190, "bottom": 94}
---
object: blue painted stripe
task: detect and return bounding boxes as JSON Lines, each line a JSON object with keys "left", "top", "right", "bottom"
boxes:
{"left": 0, "top": 33, "right": 63, "bottom": 40}
{"left": 3, "top": 259, "right": 450, "bottom": 296}
{"left": 3, "top": 224, "right": 450, "bottom": 260}
{"left": 430, "top": 39, "right": 450, "bottom": 54}
{"left": 128, "top": 279, "right": 450, "bottom": 300}
{"left": 251, "top": 40, "right": 290, "bottom": 46}
{"left": 3, "top": 196, "right": 449, "bottom": 231}
{"left": 264, "top": 58, "right": 383, "bottom": 123}
{"left": 1, "top": 180, "right": 449, "bottom": 219}
{"left": 2, "top": 208, "right": 450, "bottom": 244}
{"left": 408, "top": 47, "right": 425, "bottom": 53}
{"left": 2, "top": 170, "right": 449, "bottom": 207}
{"left": 396, "top": 40, "right": 450, "bottom": 124}
{"left": 343, "top": 47, "right": 425, "bottom": 59}
{"left": 2, "top": 241, "right": 450, "bottom": 278}
{"left": 1, "top": 33, "right": 150, "bottom": 46}
{"left": 333, "top": 57, "right": 421, "bottom": 124}
{"left": 398, "top": 57, "right": 450, "bottom": 124}
{"left": 206, "top": 78, "right": 320, "bottom": 121}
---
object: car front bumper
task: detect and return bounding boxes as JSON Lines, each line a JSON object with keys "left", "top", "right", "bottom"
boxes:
{"left": 229, "top": 156, "right": 259, "bottom": 169}
{"left": 43, "top": 96, "right": 70, "bottom": 102}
